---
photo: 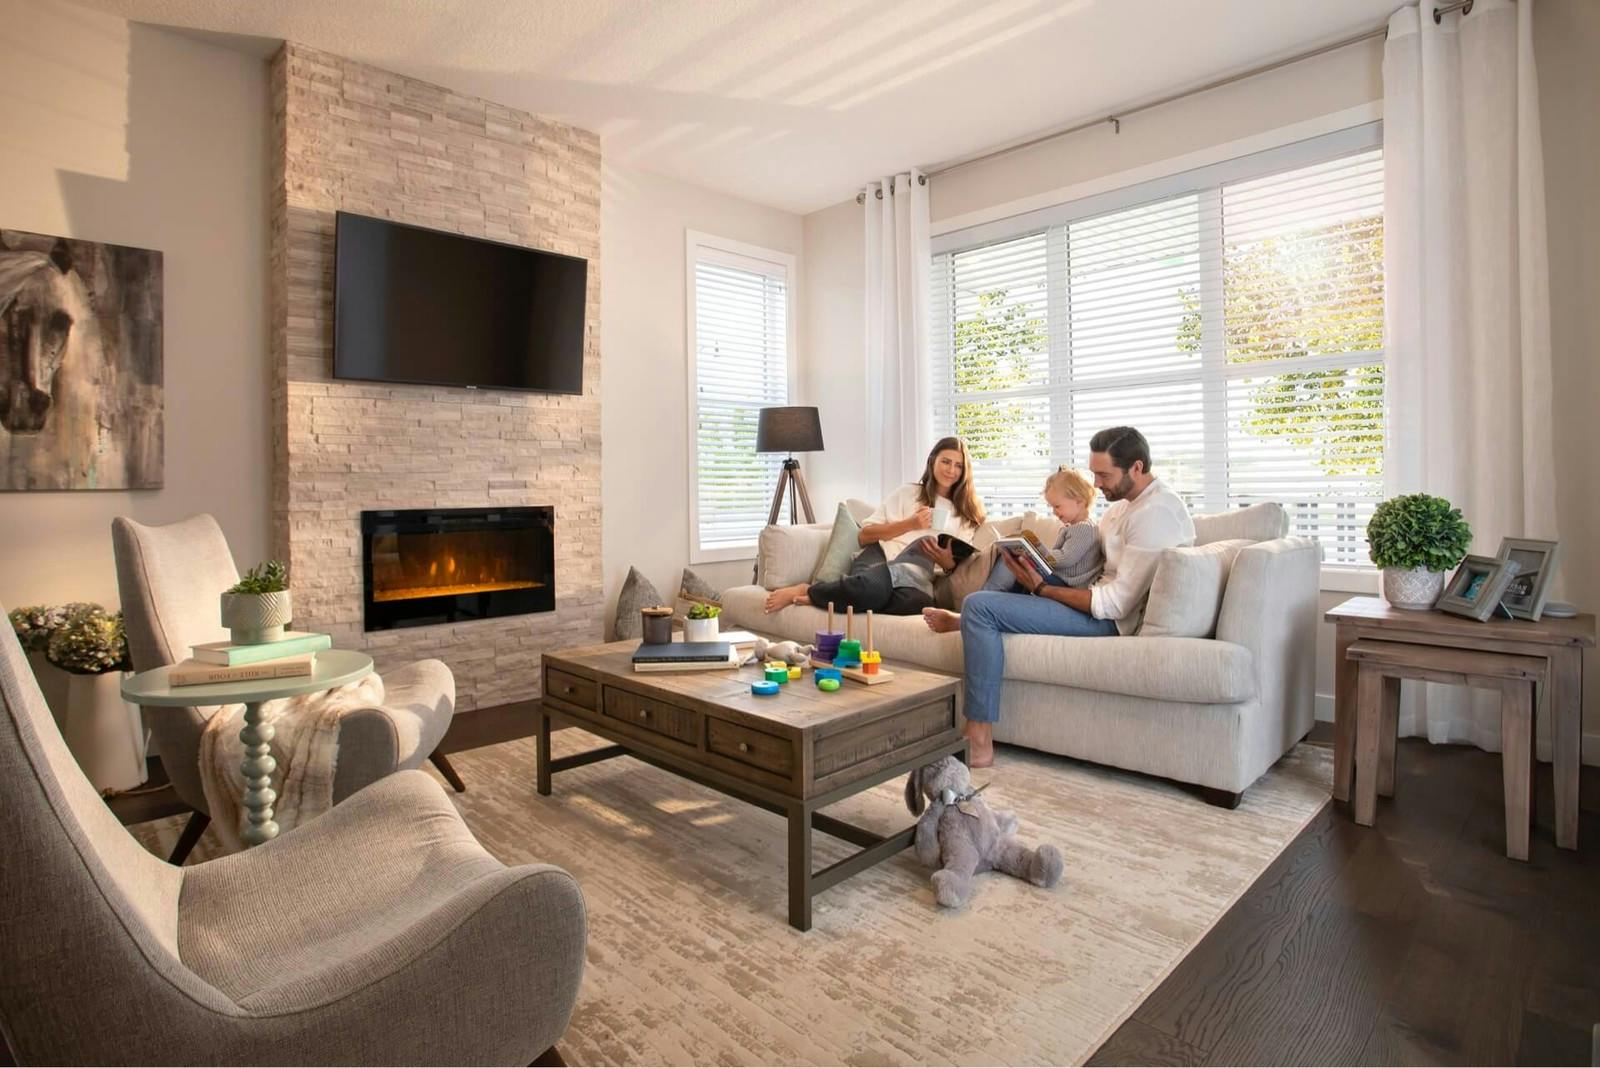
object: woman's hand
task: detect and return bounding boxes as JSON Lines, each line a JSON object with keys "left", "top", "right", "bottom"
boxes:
{"left": 1001, "top": 548, "right": 1042, "bottom": 593}
{"left": 917, "top": 536, "right": 956, "bottom": 571}
{"left": 906, "top": 505, "right": 934, "bottom": 532}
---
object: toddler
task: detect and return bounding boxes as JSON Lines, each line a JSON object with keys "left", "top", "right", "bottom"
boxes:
{"left": 981, "top": 466, "right": 1104, "bottom": 592}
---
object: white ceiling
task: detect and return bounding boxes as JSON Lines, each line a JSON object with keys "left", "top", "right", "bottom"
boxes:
{"left": 77, "top": 0, "right": 1400, "bottom": 214}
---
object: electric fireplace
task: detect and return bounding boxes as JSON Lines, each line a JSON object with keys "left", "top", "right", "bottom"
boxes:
{"left": 360, "top": 507, "right": 554, "bottom": 631}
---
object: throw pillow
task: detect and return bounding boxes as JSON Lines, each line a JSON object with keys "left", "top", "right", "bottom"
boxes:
{"left": 1139, "top": 539, "right": 1251, "bottom": 639}
{"left": 756, "top": 523, "right": 832, "bottom": 589}
{"left": 810, "top": 503, "right": 863, "bottom": 584}
{"left": 678, "top": 567, "right": 723, "bottom": 607}
{"left": 614, "top": 566, "right": 665, "bottom": 640}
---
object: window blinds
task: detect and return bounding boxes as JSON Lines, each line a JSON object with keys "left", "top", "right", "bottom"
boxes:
{"left": 692, "top": 253, "right": 790, "bottom": 556}
{"left": 932, "top": 139, "right": 1385, "bottom": 565}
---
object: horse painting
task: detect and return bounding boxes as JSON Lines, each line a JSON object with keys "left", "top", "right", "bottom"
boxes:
{"left": 0, "top": 230, "right": 162, "bottom": 490}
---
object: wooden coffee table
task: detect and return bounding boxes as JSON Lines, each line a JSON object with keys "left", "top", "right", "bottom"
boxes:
{"left": 539, "top": 641, "right": 964, "bottom": 930}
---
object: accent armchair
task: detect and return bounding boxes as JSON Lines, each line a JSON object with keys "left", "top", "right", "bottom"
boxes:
{"left": 0, "top": 602, "right": 587, "bottom": 1065}
{"left": 113, "top": 514, "right": 461, "bottom": 862}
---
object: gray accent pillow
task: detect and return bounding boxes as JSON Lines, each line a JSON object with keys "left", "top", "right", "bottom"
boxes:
{"left": 615, "top": 566, "right": 665, "bottom": 640}
{"left": 811, "top": 503, "right": 863, "bottom": 584}
{"left": 678, "top": 567, "right": 723, "bottom": 607}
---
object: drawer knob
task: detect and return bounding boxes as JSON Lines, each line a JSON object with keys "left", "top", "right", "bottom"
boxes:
{"left": 561, "top": 685, "right": 575, "bottom": 695}
{"left": 638, "top": 709, "right": 649, "bottom": 720}
{"left": 737, "top": 742, "right": 751, "bottom": 753}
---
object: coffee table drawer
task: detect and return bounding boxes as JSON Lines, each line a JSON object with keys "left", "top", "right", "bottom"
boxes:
{"left": 545, "top": 668, "right": 596, "bottom": 712}
{"left": 708, "top": 719, "right": 794, "bottom": 776}
{"left": 603, "top": 688, "right": 700, "bottom": 747}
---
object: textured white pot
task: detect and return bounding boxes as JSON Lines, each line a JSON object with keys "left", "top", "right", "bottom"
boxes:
{"left": 59, "top": 671, "right": 147, "bottom": 793}
{"left": 1383, "top": 566, "right": 1446, "bottom": 610}
{"left": 684, "top": 616, "right": 719, "bottom": 643}
{"left": 220, "top": 589, "right": 293, "bottom": 644}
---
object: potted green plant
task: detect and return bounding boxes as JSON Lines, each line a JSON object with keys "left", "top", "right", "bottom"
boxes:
{"left": 9, "top": 603, "right": 145, "bottom": 793}
{"left": 1367, "top": 493, "right": 1473, "bottom": 610}
{"left": 220, "top": 560, "right": 292, "bottom": 644}
{"left": 684, "top": 601, "right": 721, "bottom": 643}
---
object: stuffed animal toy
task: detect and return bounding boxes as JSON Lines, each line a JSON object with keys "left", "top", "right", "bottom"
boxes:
{"left": 904, "top": 755, "right": 1064, "bottom": 908}
{"left": 751, "top": 637, "right": 813, "bottom": 666}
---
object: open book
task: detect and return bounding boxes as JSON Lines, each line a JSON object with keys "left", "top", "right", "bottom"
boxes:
{"left": 991, "top": 531, "right": 1057, "bottom": 581}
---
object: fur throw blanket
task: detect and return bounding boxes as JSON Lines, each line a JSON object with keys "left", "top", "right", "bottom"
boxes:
{"left": 199, "top": 672, "right": 384, "bottom": 852}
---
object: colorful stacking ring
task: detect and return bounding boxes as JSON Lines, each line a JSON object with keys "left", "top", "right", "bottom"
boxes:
{"left": 764, "top": 665, "right": 789, "bottom": 684}
{"left": 816, "top": 677, "right": 841, "bottom": 692}
{"left": 861, "top": 650, "right": 882, "bottom": 675}
{"left": 836, "top": 639, "right": 862, "bottom": 664}
{"left": 751, "top": 680, "right": 780, "bottom": 696}
{"left": 787, "top": 665, "right": 803, "bottom": 680}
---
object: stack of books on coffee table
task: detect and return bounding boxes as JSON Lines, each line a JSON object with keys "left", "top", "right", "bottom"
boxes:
{"left": 168, "top": 630, "right": 332, "bottom": 687}
{"left": 631, "top": 641, "right": 739, "bottom": 673}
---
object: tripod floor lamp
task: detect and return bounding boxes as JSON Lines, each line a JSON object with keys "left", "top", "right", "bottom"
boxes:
{"left": 756, "top": 406, "right": 823, "bottom": 525}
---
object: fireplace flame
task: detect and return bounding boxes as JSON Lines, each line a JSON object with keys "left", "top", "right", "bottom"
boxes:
{"left": 372, "top": 530, "right": 543, "bottom": 603}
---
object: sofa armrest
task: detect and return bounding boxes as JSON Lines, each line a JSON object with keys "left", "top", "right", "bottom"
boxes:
{"left": 1216, "top": 537, "right": 1320, "bottom": 740}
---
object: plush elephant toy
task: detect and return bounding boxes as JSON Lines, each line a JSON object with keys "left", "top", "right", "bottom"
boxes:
{"left": 750, "top": 637, "right": 814, "bottom": 666}
{"left": 904, "top": 755, "right": 1064, "bottom": 908}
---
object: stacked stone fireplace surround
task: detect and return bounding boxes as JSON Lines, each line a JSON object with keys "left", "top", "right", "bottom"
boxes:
{"left": 270, "top": 43, "right": 603, "bottom": 711}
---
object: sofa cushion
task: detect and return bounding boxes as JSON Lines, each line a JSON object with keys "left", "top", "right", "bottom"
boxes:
{"left": 1000, "top": 633, "right": 1257, "bottom": 704}
{"left": 810, "top": 503, "right": 863, "bottom": 584}
{"left": 756, "top": 524, "right": 831, "bottom": 589}
{"left": 1140, "top": 539, "right": 1251, "bottom": 639}
{"left": 1193, "top": 502, "right": 1287, "bottom": 545}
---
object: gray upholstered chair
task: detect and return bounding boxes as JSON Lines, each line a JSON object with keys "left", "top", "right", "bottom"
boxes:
{"left": 112, "top": 514, "right": 462, "bottom": 862}
{"left": 0, "top": 603, "right": 587, "bottom": 1065}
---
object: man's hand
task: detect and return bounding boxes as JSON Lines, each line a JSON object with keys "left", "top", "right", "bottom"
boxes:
{"left": 917, "top": 536, "right": 956, "bottom": 571}
{"left": 1000, "top": 548, "right": 1042, "bottom": 593}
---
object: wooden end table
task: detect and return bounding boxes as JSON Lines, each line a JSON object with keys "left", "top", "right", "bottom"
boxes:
{"left": 1326, "top": 596, "right": 1594, "bottom": 850}
{"left": 540, "top": 641, "right": 964, "bottom": 931}
{"left": 122, "top": 650, "right": 374, "bottom": 846}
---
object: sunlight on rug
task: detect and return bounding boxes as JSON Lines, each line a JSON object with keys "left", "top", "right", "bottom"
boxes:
{"left": 135, "top": 733, "right": 1332, "bottom": 1066}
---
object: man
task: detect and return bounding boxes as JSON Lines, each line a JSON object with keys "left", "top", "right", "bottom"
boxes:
{"left": 923, "top": 426, "right": 1195, "bottom": 767}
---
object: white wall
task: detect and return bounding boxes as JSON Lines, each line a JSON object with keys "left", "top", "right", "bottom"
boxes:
{"left": 800, "top": 22, "right": 1600, "bottom": 759}
{"left": 0, "top": 0, "right": 270, "bottom": 610}
{"left": 600, "top": 163, "right": 803, "bottom": 635}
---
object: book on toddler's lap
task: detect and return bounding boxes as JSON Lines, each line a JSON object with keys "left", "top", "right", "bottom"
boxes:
{"left": 991, "top": 533, "right": 1056, "bottom": 581}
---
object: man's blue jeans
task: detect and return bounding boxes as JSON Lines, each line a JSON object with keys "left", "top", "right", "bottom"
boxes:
{"left": 959, "top": 590, "right": 1117, "bottom": 723}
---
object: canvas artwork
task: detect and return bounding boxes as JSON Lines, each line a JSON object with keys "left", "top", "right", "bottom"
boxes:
{"left": 0, "top": 228, "right": 163, "bottom": 490}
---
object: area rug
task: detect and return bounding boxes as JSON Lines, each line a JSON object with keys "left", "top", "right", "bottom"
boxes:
{"left": 135, "top": 732, "right": 1332, "bottom": 1066}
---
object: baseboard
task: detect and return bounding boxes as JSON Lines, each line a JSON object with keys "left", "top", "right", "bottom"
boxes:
{"left": 1313, "top": 691, "right": 1600, "bottom": 767}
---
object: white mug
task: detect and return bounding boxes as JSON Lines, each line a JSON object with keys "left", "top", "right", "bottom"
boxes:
{"left": 931, "top": 503, "right": 952, "bottom": 531}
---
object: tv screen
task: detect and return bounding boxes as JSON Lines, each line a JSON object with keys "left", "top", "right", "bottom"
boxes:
{"left": 333, "top": 212, "right": 587, "bottom": 394}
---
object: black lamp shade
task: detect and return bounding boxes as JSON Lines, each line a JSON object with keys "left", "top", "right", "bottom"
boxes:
{"left": 756, "top": 406, "right": 824, "bottom": 453}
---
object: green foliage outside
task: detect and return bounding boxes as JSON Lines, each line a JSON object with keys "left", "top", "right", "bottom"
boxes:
{"left": 1366, "top": 493, "right": 1472, "bottom": 572}
{"left": 950, "top": 289, "right": 1048, "bottom": 462}
{"left": 227, "top": 560, "right": 289, "bottom": 596}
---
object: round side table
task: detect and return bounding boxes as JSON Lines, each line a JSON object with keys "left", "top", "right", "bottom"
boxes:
{"left": 122, "top": 650, "right": 374, "bottom": 847}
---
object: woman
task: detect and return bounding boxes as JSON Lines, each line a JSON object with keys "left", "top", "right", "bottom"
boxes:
{"left": 763, "top": 436, "right": 986, "bottom": 616}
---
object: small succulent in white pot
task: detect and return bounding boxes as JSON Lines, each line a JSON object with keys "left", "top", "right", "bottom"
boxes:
{"left": 220, "top": 560, "right": 292, "bottom": 644}
{"left": 1366, "top": 494, "right": 1473, "bottom": 610}
{"left": 683, "top": 601, "right": 721, "bottom": 643}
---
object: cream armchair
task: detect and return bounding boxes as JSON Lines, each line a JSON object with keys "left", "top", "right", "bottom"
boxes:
{"left": 0, "top": 604, "right": 586, "bottom": 1065}
{"left": 113, "top": 514, "right": 460, "bottom": 862}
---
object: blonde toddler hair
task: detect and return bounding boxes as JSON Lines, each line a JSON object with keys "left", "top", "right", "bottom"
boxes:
{"left": 1043, "top": 465, "right": 1095, "bottom": 510}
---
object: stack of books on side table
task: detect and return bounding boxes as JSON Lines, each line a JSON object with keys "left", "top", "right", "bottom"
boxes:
{"left": 168, "top": 630, "right": 332, "bottom": 687}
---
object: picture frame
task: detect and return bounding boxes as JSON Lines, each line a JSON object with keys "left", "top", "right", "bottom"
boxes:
{"left": 1437, "top": 554, "right": 1521, "bottom": 622}
{"left": 1495, "top": 537, "right": 1560, "bottom": 621}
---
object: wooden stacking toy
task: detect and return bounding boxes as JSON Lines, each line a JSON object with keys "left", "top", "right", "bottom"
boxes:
{"left": 832, "top": 609, "right": 895, "bottom": 685}
{"left": 813, "top": 602, "right": 844, "bottom": 663}
{"left": 861, "top": 650, "right": 882, "bottom": 675}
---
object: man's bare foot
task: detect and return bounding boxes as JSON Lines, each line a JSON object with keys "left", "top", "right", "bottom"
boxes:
{"left": 763, "top": 583, "right": 809, "bottom": 613}
{"left": 963, "top": 720, "right": 995, "bottom": 768}
{"left": 923, "top": 607, "right": 961, "bottom": 634}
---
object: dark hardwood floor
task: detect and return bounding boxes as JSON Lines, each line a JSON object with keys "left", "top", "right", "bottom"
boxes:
{"left": 1091, "top": 728, "right": 1600, "bottom": 1066}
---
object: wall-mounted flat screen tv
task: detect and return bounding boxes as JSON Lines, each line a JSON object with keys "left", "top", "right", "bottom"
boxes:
{"left": 333, "top": 212, "right": 587, "bottom": 394}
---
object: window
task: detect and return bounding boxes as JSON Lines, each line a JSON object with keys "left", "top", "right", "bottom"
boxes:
{"left": 687, "top": 232, "right": 795, "bottom": 562}
{"left": 931, "top": 124, "right": 1385, "bottom": 567}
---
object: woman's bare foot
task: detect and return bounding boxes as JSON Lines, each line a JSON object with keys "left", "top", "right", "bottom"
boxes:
{"left": 923, "top": 607, "right": 961, "bottom": 634}
{"left": 963, "top": 720, "right": 995, "bottom": 768}
{"left": 763, "top": 583, "right": 810, "bottom": 613}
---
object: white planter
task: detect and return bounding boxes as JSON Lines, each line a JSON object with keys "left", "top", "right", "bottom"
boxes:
{"left": 220, "top": 589, "right": 292, "bottom": 644}
{"left": 1382, "top": 566, "right": 1446, "bottom": 610}
{"left": 58, "top": 671, "right": 147, "bottom": 794}
{"left": 684, "top": 616, "right": 720, "bottom": 643}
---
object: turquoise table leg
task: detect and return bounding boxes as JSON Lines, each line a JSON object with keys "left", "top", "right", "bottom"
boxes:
{"left": 239, "top": 700, "right": 279, "bottom": 847}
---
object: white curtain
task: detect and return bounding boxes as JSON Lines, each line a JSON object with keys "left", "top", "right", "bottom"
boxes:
{"left": 863, "top": 170, "right": 932, "bottom": 500}
{"left": 1384, "top": 0, "right": 1557, "bottom": 752}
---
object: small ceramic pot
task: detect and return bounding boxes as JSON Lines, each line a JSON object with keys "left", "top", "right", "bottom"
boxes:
{"left": 1382, "top": 566, "right": 1446, "bottom": 611}
{"left": 684, "top": 616, "right": 719, "bottom": 643}
{"left": 220, "top": 590, "right": 292, "bottom": 645}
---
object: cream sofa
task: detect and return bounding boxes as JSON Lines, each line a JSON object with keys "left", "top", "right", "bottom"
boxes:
{"left": 720, "top": 501, "right": 1319, "bottom": 803}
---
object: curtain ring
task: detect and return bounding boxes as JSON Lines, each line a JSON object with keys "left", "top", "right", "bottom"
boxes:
{"left": 875, "top": 188, "right": 884, "bottom": 199}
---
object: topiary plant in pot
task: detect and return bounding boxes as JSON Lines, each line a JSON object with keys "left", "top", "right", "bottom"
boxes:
{"left": 220, "top": 560, "right": 292, "bottom": 644}
{"left": 1367, "top": 493, "right": 1472, "bottom": 610}
{"left": 684, "top": 601, "right": 721, "bottom": 643}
